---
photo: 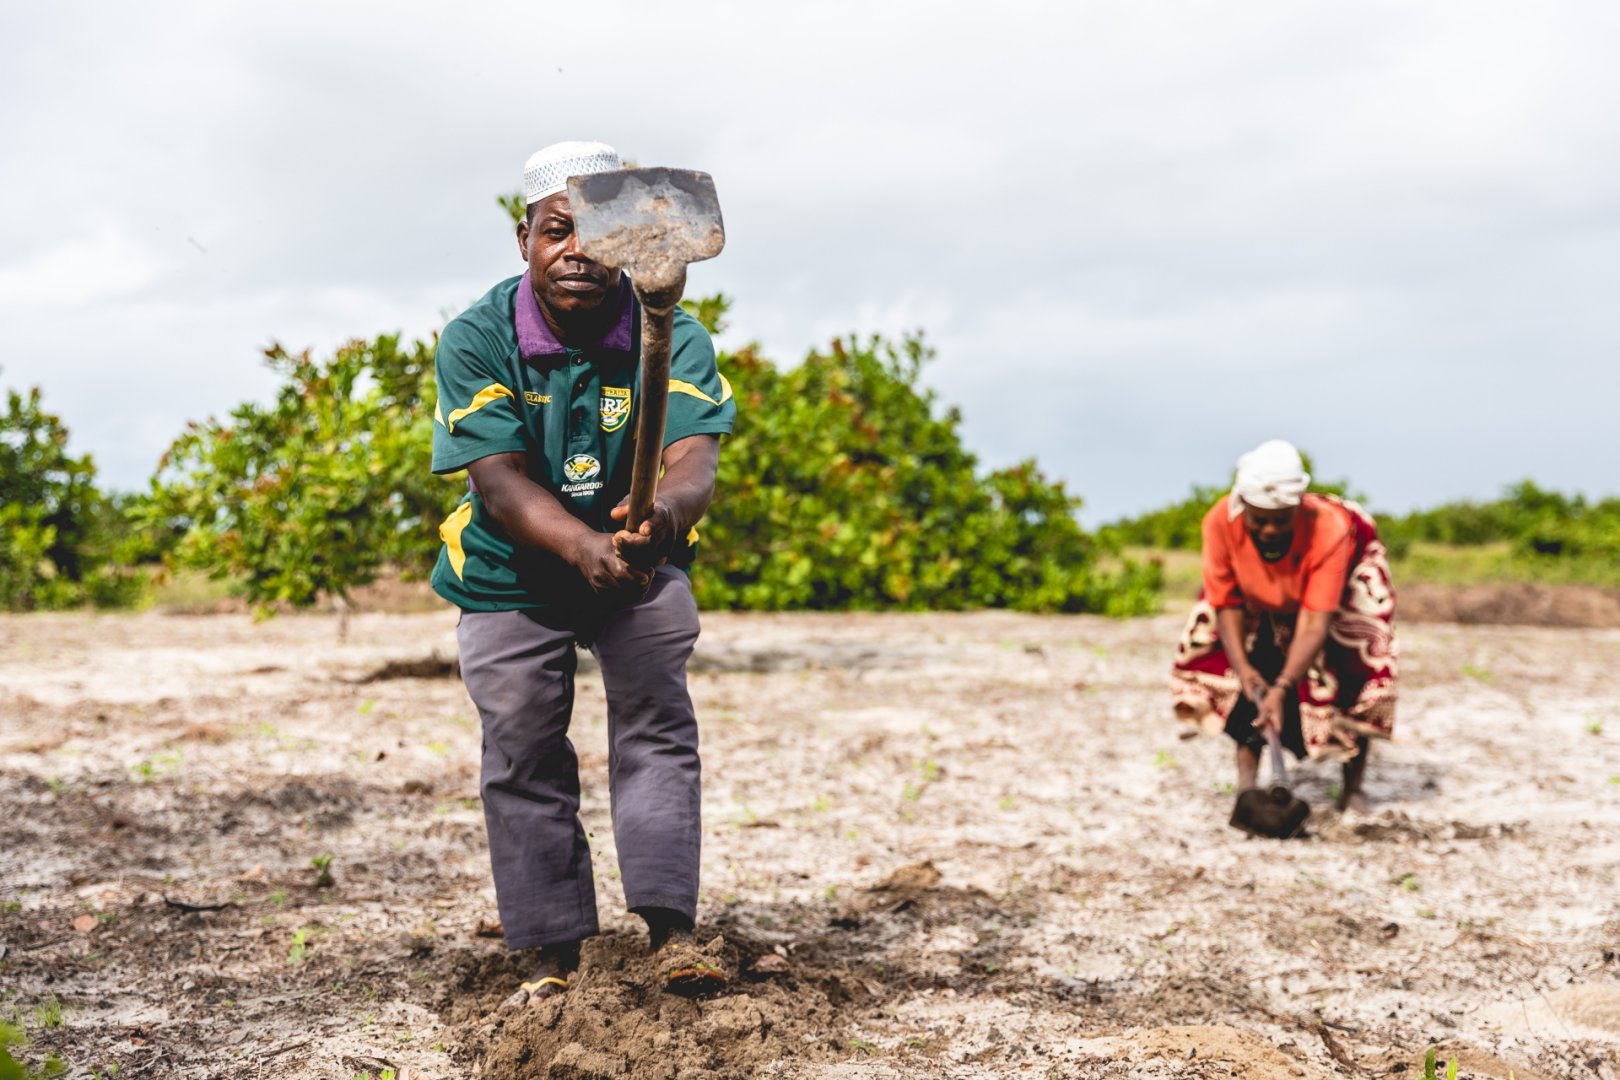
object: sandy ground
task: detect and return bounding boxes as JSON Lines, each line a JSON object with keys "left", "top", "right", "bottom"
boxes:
{"left": 2, "top": 608, "right": 1618, "bottom": 1079}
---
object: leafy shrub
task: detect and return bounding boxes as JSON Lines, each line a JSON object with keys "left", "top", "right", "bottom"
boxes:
{"left": 0, "top": 378, "right": 142, "bottom": 612}
{"left": 693, "top": 321, "right": 1159, "bottom": 615}
{"left": 1381, "top": 481, "right": 1620, "bottom": 584}
{"left": 144, "top": 336, "right": 464, "bottom": 610}
{"left": 1097, "top": 483, "right": 1228, "bottom": 551}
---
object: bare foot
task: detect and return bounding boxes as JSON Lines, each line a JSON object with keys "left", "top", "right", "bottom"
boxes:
{"left": 502, "top": 941, "right": 580, "bottom": 1008}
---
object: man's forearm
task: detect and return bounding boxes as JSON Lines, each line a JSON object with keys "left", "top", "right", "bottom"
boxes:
{"left": 469, "top": 454, "right": 594, "bottom": 565}
{"left": 652, "top": 435, "right": 720, "bottom": 537}
{"left": 655, "top": 461, "right": 716, "bottom": 537}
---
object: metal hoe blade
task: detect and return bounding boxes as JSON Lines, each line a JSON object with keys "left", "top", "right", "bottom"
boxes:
{"left": 564, "top": 167, "right": 726, "bottom": 534}
{"left": 568, "top": 168, "right": 725, "bottom": 298}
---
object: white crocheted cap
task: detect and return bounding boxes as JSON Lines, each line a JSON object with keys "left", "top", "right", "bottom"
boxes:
{"left": 523, "top": 141, "right": 622, "bottom": 205}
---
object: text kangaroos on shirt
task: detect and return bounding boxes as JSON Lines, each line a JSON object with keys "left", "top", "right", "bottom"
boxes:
{"left": 560, "top": 453, "right": 604, "bottom": 497}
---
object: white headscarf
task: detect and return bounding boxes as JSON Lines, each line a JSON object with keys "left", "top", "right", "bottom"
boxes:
{"left": 1227, "top": 439, "right": 1310, "bottom": 519}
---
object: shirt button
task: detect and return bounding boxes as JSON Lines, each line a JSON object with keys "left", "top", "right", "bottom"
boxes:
{"left": 573, "top": 356, "right": 584, "bottom": 366}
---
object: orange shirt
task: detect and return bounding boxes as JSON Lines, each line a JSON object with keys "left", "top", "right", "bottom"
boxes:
{"left": 1201, "top": 493, "right": 1354, "bottom": 613}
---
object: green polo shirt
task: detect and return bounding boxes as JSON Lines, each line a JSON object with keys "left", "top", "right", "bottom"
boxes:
{"left": 429, "top": 273, "right": 735, "bottom": 612}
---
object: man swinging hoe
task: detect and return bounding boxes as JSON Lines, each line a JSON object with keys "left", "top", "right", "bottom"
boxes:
{"left": 429, "top": 141, "right": 731, "bottom": 1003}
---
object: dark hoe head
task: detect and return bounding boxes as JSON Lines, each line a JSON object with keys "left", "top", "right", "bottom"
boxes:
{"left": 567, "top": 167, "right": 725, "bottom": 295}
{"left": 1229, "top": 784, "right": 1311, "bottom": 839}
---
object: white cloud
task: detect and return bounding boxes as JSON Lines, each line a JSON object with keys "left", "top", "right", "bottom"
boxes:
{"left": 2, "top": 0, "right": 1617, "bottom": 517}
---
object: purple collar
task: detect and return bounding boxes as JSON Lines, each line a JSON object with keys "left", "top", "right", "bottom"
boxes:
{"left": 514, "top": 271, "right": 634, "bottom": 361}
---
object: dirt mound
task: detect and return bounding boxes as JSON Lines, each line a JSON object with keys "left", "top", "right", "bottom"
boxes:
{"left": 471, "top": 933, "right": 845, "bottom": 1080}
{"left": 352, "top": 653, "right": 460, "bottom": 682}
{"left": 1400, "top": 581, "right": 1620, "bottom": 628}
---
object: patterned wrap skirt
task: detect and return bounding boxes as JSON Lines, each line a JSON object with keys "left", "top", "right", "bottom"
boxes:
{"left": 1170, "top": 499, "right": 1398, "bottom": 762}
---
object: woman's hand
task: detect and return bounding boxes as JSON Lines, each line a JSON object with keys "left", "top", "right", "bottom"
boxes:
{"left": 1256, "top": 683, "right": 1288, "bottom": 736}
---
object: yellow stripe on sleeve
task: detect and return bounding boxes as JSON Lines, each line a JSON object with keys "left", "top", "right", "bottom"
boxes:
{"left": 670, "top": 377, "right": 733, "bottom": 407}
{"left": 444, "top": 383, "right": 515, "bottom": 433}
{"left": 434, "top": 400, "right": 446, "bottom": 426}
{"left": 439, "top": 502, "right": 474, "bottom": 580}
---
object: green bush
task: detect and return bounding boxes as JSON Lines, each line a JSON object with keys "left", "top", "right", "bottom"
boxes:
{"left": 144, "top": 335, "right": 465, "bottom": 611}
{"left": 0, "top": 378, "right": 142, "bottom": 612}
{"left": 1096, "top": 483, "right": 1227, "bottom": 551}
{"left": 1381, "top": 481, "right": 1620, "bottom": 582}
{"left": 692, "top": 323, "right": 1159, "bottom": 614}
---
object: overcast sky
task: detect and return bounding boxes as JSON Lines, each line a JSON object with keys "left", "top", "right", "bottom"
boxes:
{"left": 3, "top": 1, "right": 1616, "bottom": 522}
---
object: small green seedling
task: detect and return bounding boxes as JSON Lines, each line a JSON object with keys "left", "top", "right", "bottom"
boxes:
{"left": 1401, "top": 875, "right": 1421, "bottom": 892}
{"left": 287, "top": 928, "right": 310, "bottom": 964}
{"left": 311, "top": 854, "right": 335, "bottom": 889}
{"left": 1421, "top": 1047, "right": 1458, "bottom": 1080}
{"left": 129, "top": 748, "right": 183, "bottom": 784}
{"left": 1153, "top": 750, "right": 1178, "bottom": 770}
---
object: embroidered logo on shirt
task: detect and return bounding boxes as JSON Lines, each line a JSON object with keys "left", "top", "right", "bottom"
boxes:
{"left": 563, "top": 454, "right": 600, "bottom": 483}
{"left": 524, "top": 391, "right": 552, "bottom": 405}
{"left": 600, "top": 386, "right": 631, "bottom": 433}
{"left": 561, "top": 454, "right": 604, "bottom": 497}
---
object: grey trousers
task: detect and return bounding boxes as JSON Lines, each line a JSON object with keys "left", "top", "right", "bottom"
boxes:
{"left": 456, "top": 567, "right": 702, "bottom": 950}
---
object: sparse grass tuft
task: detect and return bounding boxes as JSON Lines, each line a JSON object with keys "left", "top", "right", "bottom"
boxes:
{"left": 129, "top": 748, "right": 182, "bottom": 784}
{"left": 33, "top": 995, "right": 63, "bottom": 1030}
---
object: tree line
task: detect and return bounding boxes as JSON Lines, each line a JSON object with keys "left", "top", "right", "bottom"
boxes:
{"left": 7, "top": 298, "right": 1615, "bottom": 614}
{"left": 0, "top": 299, "right": 1161, "bottom": 616}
